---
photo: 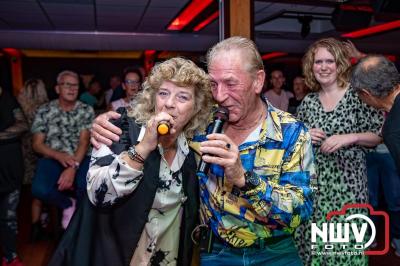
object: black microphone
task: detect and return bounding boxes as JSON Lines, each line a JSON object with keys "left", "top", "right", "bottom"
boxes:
{"left": 197, "top": 106, "right": 229, "bottom": 175}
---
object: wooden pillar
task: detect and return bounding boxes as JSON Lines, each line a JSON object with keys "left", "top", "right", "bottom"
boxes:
{"left": 3, "top": 48, "right": 23, "bottom": 96}
{"left": 221, "top": 0, "right": 253, "bottom": 40}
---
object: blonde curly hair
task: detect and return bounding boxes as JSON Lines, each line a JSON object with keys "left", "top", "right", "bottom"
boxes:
{"left": 302, "top": 38, "right": 351, "bottom": 92}
{"left": 129, "top": 57, "right": 214, "bottom": 138}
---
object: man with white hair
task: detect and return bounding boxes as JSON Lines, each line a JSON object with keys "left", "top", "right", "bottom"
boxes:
{"left": 31, "top": 70, "right": 94, "bottom": 230}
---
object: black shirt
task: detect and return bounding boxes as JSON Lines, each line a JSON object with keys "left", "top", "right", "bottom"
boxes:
{"left": 382, "top": 93, "right": 400, "bottom": 175}
{"left": 0, "top": 88, "right": 24, "bottom": 193}
{"left": 0, "top": 89, "right": 18, "bottom": 132}
{"left": 288, "top": 97, "right": 304, "bottom": 115}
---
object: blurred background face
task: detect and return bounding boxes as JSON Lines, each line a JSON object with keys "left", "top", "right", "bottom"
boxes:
{"left": 270, "top": 70, "right": 285, "bottom": 90}
{"left": 293, "top": 77, "right": 306, "bottom": 96}
{"left": 123, "top": 72, "right": 141, "bottom": 99}
{"left": 110, "top": 76, "right": 121, "bottom": 90}
{"left": 57, "top": 75, "right": 79, "bottom": 103}
{"left": 89, "top": 81, "right": 102, "bottom": 95}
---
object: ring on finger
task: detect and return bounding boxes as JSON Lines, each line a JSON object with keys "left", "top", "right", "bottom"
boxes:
{"left": 225, "top": 143, "right": 231, "bottom": 150}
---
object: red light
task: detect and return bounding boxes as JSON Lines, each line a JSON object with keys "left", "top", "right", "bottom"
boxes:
{"left": 386, "top": 55, "right": 397, "bottom": 62}
{"left": 144, "top": 50, "right": 156, "bottom": 56}
{"left": 340, "top": 4, "right": 373, "bottom": 13}
{"left": 193, "top": 11, "right": 219, "bottom": 32}
{"left": 261, "top": 52, "right": 288, "bottom": 61}
{"left": 3, "top": 48, "right": 20, "bottom": 56}
{"left": 341, "top": 20, "right": 400, "bottom": 38}
{"left": 168, "top": 0, "right": 214, "bottom": 31}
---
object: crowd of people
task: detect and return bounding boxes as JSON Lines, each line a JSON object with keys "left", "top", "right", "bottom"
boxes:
{"left": 0, "top": 36, "right": 399, "bottom": 266}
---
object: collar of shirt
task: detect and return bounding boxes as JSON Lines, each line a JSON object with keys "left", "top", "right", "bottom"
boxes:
{"left": 249, "top": 97, "right": 283, "bottom": 146}
{"left": 53, "top": 99, "right": 79, "bottom": 112}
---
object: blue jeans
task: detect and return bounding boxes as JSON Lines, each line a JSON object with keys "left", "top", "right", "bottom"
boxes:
{"left": 200, "top": 236, "right": 302, "bottom": 266}
{"left": 32, "top": 157, "right": 89, "bottom": 209}
{"left": 367, "top": 152, "right": 400, "bottom": 238}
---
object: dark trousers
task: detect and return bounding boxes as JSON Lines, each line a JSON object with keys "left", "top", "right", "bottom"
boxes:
{"left": 32, "top": 157, "right": 89, "bottom": 209}
{"left": 0, "top": 190, "right": 20, "bottom": 261}
{"left": 367, "top": 152, "right": 400, "bottom": 238}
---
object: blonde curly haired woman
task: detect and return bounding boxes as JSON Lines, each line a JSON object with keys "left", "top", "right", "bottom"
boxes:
{"left": 50, "top": 57, "right": 214, "bottom": 266}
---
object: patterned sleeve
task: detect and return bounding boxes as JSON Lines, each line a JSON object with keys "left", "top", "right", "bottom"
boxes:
{"left": 79, "top": 105, "right": 95, "bottom": 131}
{"left": 86, "top": 115, "right": 144, "bottom": 207}
{"left": 296, "top": 92, "right": 315, "bottom": 128}
{"left": 243, "top": 123, "right": 316, "bottom": 231}
{"left": 296, "top": 94, "right": 311, "bottom": 127}
{"left": 31, "top": 104, "right": 47, "bottom": 134}
{"left": 355, "top": 97, "right": 384, "bottom": 136}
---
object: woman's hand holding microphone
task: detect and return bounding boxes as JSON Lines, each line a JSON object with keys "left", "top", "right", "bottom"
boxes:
{"left": 134, "top": 112, "right": 175, "bottom": 160}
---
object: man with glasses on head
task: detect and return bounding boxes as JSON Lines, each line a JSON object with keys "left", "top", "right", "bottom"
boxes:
{"left": 31, "top": 70, "right": 94, "bottom": 230}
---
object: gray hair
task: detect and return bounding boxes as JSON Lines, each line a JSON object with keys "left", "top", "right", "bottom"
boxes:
{"left": 56, "top": 70, "right": 79, "bottom": 84}
{"left": 206, "top": 36, "right": 264, "bottom": 76}
{"left": 351, "top": 55, "right": 400, "bottom": 98}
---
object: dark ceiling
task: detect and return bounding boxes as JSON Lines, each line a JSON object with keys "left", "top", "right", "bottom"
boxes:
{"left": 0, "top": 0, "right": 399, "bottom": 55}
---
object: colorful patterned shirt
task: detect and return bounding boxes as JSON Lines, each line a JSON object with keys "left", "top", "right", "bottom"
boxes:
{"left": 190, "top": 99, "right": 316, "bottom": 248}
{"left": 31, "top": 99, "right": 94, "bottom": 155}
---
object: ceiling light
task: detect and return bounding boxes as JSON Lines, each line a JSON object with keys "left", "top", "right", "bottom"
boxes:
{"left": 167, "top": 0, "right": 214, "bottom": 31}
{"left": 261, "top": 52, "right": 288, "bottom": 61}
{"left": 3, "top": 48, "right": 20, "bottom": 56}
{"left": 144, "top": 50, "right": 156, "bottom": 57}
{"left": 341, "top": 20, "right": 400, "bottom": 38}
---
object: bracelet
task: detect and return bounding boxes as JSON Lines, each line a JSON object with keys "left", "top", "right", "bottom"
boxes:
{"left": 127, "top": 145, "right": 145, "bottom": 164}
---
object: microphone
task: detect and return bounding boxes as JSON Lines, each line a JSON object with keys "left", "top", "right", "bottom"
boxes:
{"left": 197, "top": 106, "right": 229, "bottom": 175}
{"left": 157, "top": 121, "right": 170, "bottom": 135}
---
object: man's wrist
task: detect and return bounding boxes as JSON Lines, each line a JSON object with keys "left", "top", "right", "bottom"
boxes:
{"left": 236, "top": 171, "right": 246, "bottom": 188}
{"left": 72, "top": 162, "right": 80, "bottom": 170}
{"left": 70, "top": 161, "right": 80, "bottom": 170}
{"left": 241, "top": 171, "right": 261, "bottom": 191}
{"left": 52, "top": 150, "right": 63, "bottom": 161}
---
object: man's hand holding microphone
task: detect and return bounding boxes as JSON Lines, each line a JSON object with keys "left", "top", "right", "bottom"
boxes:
{"left": 197, "top": 107, "right": 245, "bottom": 188}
